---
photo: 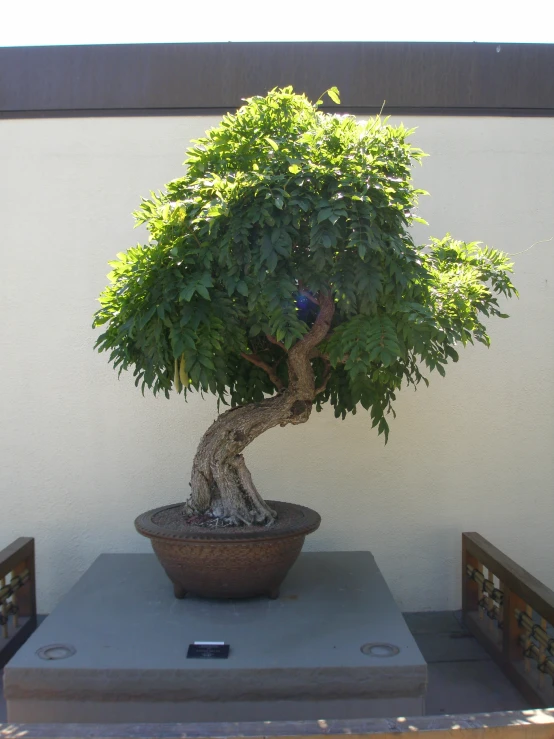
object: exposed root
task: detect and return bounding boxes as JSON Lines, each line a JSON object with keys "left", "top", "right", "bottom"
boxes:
{"left": 181, "top": 512, "right": 253, "bottom": 529}
{"left": 184, "top": 454, "right": 276, "bottom": 527}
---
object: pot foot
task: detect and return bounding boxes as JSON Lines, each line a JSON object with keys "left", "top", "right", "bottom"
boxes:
{"left": 173, "top": 583, "right": 187, "bottom": 600}
{"left": 268, "top": 587, "right": 280, "bottom": 600}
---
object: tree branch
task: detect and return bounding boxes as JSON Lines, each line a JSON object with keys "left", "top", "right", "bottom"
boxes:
{"left": 314, "top": 357, "right": 332, "bottom": 396}
{"left": 295, "top": 293, "right": 335, "bottom": 353}
{"left": 286, "top": 294, "right": 335, "bottom": 398}
{"left": 298, "top": 281, "right": 320, "bottom": 306}
{"left": 266, "top": 334, "right": 287, "bottom": 351}
{"left": 300, "top": 290, "right": 320, "bottom": 306}
{"left": 240, "top": 352, "right": 285, "bottom": 391}
{"left": 312, "top": 349, "right": 347, "bottom": 364}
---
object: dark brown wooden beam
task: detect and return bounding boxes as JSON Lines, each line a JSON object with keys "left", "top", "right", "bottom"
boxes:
{"left": 1, "top": 42, "right": 553, "bottom": 117}
{"left": 2, "top": 710, "right": 554, "bottom": 738}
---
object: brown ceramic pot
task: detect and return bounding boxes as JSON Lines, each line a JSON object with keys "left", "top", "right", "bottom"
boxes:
{"left": 135, "top": 500, "right": 321, "bottom": 599}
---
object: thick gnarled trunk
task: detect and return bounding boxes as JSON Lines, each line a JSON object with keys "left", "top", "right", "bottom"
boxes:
{"left": 184, "top": 294, "right": 335, "bottom": 526}
{"left": 186, "top": 393, "right": 313, "bottom": 525}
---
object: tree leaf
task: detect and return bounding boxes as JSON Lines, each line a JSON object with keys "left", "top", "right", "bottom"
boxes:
{"left": 327, "top": 87, "right": 341, "bottom": 105}
{"left": 317, "top": 208, "right": 334, "bottom": 223}
{"left": 93, "top": 87, "right": 516, "bottom": 445}
{"left": 195, "top": 284, "right": 211, "bottom": 300}
{"left": 180, "top": 284, "right": 196, "bottom": 302}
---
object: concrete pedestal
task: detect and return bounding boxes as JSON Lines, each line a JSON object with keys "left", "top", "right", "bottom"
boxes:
{"left": 5, "top": 551, "right": 427, "bottom": 722}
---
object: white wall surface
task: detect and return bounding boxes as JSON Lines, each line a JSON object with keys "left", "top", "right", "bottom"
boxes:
{"left": 1, "top": 115, "right": 553, "bottom": 613}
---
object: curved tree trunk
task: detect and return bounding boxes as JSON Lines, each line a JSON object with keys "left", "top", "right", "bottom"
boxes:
{"left": 186, "top": 392, "right": 313, "bottom": 525}
{"left": 184, "top": 294, "right": 335, "bottom": 526}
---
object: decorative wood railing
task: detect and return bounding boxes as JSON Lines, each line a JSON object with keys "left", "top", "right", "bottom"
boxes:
{"left": 462, "top": 531, "right": 554, "bottom": 708}
{"left": 0, "top": 537, "right": 37, "bottom": 668}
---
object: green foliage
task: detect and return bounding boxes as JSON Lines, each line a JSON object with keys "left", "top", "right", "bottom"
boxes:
{"left": 93, "top": 87, "right": 517, "bottom": 441}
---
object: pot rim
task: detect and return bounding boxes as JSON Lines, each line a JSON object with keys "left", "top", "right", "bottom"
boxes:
{"left": 135, "top": 500, "right": 321, "bottom": 543}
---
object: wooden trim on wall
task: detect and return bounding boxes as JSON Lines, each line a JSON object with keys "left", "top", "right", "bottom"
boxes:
{"left": 1, "top": 42, "right": 554, "bottom": 118}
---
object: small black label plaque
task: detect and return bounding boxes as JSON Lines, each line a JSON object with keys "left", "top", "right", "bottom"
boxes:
{"left": 187, "top": 642, "right": 230, "bottom": 659}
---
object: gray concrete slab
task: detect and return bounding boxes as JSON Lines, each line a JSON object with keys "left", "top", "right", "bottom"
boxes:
{"left": 4, "top": 552, "right": 427, "bottom": 723}
{"left": 1, "top": 656, "right": 533, "bottom": 722}
{"left": 1, "top": 612, "right": 533, "bottom": 721}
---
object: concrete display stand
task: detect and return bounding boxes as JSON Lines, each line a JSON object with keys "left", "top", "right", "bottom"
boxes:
{"left": 4, "top": 551, "right": 427, "bottom": 722}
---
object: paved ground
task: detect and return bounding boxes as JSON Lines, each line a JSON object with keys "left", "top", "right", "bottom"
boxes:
{"left": 404, "top": 611, "right": 530, "bottom": 715}
{"left": 0, "top": 611, "right": 529, "bottom": 723}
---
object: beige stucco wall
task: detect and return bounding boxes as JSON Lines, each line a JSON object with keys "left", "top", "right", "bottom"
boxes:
{"left": 1, "top": 115, "right": 553, "bottom": 613}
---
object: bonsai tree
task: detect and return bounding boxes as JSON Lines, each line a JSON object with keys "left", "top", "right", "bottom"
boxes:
{"left": 93, "top": 87, "right": 516, "bottom": 526}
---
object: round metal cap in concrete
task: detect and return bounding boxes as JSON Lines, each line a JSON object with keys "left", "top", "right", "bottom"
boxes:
{"left": 361, "top": 642, "right": 400, "bottom": 657}
{"left": 36, "top": 644, "right": 76, "bottom": 660}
